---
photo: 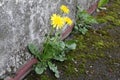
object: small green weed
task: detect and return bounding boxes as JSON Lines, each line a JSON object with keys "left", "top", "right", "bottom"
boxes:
{"left": 28, "top": 5, "right": 76, "bottom": 78}
{"left": 74, "top": 7, "right": 97, "bottom": 35}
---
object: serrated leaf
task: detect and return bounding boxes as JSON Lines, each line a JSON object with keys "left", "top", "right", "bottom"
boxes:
{"left": 59, "top": 41, "right": 65, "bottom": 50}
{"left": 28, "top": 43, "right": 40, "bottom": 60}
{"left": 48, "top": 62, "right": 59, "bottom": 78}
{"left": 54, "top": 52, "right": 66, "bottom": 62}
{"left": 65, "top": 40, "right": 76, "bottom": 50}
{"left": 35, "top": 62, "right": 47, "bottom": 74}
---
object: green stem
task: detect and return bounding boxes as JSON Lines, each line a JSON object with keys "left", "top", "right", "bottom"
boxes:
{"left": 43, "top": 28, "right": 54, "bottom": 55}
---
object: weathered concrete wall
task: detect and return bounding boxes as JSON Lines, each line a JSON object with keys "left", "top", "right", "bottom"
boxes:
{"left": 0, "top": 0, "right": 98, "bottom": 78}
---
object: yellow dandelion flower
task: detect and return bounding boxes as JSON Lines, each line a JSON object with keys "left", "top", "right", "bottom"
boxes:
{"left": 64, "top": 17, "right": 73, "bottom": 26}
{"left": 60, "top": 5, "right": 70, "bottom": 14}
{"left": 51, "top": 14, "right": 65, "bottom": 29}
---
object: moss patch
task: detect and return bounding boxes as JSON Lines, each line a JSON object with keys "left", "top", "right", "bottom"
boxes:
{"left": 96, "top": 0, "right": 120, "bottom": 27}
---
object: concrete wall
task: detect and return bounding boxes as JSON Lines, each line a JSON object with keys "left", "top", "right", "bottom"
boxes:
{"left": 0, "top": 0, "right": 98, "bottom": 78}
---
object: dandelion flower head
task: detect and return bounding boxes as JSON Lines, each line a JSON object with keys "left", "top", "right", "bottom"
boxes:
{"left": 60, "top": 5, "right": 70, "bottom": 14}
{"left": 51, "top": 14, "right": 65, "bottom": 29}
{"left": 64, "top": 17, "right": 73, "bottom": 26}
